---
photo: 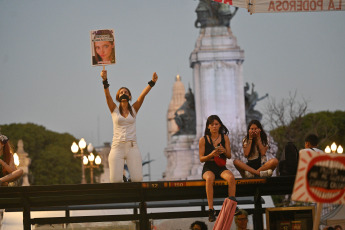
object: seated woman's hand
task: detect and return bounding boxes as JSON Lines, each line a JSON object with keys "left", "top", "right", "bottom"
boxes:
{"left": 217, "top": 144, "right": 226, "bottom": 154}
{"left": 212, "top": 149, "right": 220, "bottom": 157}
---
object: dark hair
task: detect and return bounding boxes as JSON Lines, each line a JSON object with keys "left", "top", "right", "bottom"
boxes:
{"left": 284, "top": 142, "right": 299, "bottom": 162}
{"left": 305, "top": 134, "right": 319, "bottom": 147}
{"left": 246, "top": 120, "right": 268, "bottom": 146}
{"left": 115, "top": 87, "right": 134, "bottom": 117}
{"left": 334, "top": 225, "right": 343, "bottom": 230}
{"left": 204, "top": 115, "right": 229, "bottom": 136}
{"left": 1, "top": 141, "right": 13, "bottom": 176}
{"left": 190, "top": 221, "right": 208, "bottom": 230}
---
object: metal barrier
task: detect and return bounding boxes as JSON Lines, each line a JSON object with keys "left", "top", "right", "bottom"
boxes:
{"left": 0, "top": 176, "right": 295, "bottom": 230}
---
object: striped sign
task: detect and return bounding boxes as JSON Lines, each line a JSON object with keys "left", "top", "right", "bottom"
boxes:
{"left": 292, "top": 149, "right": 345, "bottom": 204}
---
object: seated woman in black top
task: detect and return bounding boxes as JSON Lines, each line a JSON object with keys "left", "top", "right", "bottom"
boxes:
{"left": 199, "top": 115, "right": 237, "bottom": 222}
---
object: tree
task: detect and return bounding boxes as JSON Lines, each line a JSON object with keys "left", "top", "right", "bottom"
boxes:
{"left": 264, "top": 94, "right": 345, "bottom": 207}
{"left": 0, "top": 123, "right": 103, "bottom": 185}
{"left": 264, "top": 91, "right": 309, "bottom": 159}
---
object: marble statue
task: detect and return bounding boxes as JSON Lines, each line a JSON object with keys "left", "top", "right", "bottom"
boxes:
{"left": 173, "top": 87, "right": 196, "bottom": 136}
{"left": 244, "top": 82, "right": 268, "bottom": 125}
{"left": 195, "top": 0, "right": 238, "bottom": 28}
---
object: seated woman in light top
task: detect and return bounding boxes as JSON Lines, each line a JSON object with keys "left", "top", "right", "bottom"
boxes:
{"left": 233, "top": 120, "right": 278, "bottom": 178}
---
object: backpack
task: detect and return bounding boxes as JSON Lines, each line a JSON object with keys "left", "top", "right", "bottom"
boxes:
{"left": 279, "top": 142, "right": 299, "bottom": 176}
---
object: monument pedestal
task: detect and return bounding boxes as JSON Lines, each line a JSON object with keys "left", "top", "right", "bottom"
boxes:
{"left": 190, "top": 26, "right": 246, "bottom": 140}
{"left": 164, "top": 135, "right": 195, "bottom": 180}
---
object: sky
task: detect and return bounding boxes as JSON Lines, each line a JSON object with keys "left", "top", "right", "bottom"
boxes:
{"left": 1, "top": 0, "right": 344, "bottom": 181}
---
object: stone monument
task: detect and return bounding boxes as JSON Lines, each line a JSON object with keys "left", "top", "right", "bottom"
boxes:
{"left": 164, "top": 78, "right": 196, "bottom": 180}
{"left": 163, "top": 1, "right": 275, "bottom": 180}
{"left": 188, "top": 0, "right": 245, "bottom": 178}
{"left": 16, "top": 139, "right": 31, "bottom": 186}
{"left": 167, "top": 75, "right": 186, "bottom": 142}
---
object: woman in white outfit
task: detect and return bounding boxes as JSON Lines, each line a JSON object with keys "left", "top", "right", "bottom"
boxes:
{"left": 100, "top": 70, "right": 158, "bottom": 182}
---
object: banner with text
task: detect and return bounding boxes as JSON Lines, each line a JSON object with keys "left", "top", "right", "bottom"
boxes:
{"left": 292, "top": 149, "right": 345, "bottom": 204}
{"left": 213, "top": 0, "right": 345, "bottom": 13}
{"left": 249, "top": 0, "right": 345, "bottom": 13}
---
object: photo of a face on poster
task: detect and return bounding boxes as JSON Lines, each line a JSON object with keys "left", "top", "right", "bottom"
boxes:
{"left": 90, "top": 29, "right": 116, "bottom": 66}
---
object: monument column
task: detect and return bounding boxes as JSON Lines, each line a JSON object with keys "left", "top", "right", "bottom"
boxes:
{"left": 190, "top": 26, "right": 246, "bottom": 137}
{"left": 188, "top": 2, "right": 246, "bottom": 178}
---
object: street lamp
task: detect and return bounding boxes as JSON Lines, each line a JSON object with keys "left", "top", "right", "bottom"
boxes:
{"left": 13, "top": 153, "right": 20, "bottom": 167}
{"left": 83, "top": 152, "right": 101, "bottom": 184}
{"left": 325, "top": 142, "right": 343, "bottom": 154}
{"left": 71, "top": 138, "right": 87, "bottom": 184}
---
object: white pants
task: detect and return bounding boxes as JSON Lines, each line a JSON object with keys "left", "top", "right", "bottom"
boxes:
{"left": 108, "top": 141, "right": 143, "bottom": 183}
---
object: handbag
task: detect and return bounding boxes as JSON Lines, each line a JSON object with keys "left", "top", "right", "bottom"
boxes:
{"left": 214, "top": 154, "right": 226, "bottom": 167}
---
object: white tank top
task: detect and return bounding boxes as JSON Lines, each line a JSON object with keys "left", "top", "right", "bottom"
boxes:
{"left": 111, "top": 107, "right": 137, "bottom": 146}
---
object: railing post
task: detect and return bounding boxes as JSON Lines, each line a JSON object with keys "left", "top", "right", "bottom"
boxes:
{"left": 22, "top": 194, "right": 31, "bottom": 230}
{"left": 139, "top": 201, "right": 150, "bottom": 230}
{"left": 253, "top": 187, "right": 264, "bottom": 230}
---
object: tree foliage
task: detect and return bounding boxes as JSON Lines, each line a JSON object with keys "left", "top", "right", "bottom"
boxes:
{"left": 0, "top": 123, "right": 103, "bottom": 185}
{"left": 268, "top": 110, "right": 345, "bottom": 159}
{"left": 264, "top": 91, "right": 345, "bottom": 159}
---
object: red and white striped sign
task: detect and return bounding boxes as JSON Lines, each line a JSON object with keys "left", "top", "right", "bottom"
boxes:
{"left": 292, "top": 149, "right": 345, "bottom": 204}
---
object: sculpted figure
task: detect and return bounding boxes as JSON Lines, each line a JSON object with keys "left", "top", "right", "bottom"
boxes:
{"left": 244, "top": 82, "right": 268, "bottom": 124}
{"left": 195, "top": 0, "right": 238, "bottom": 28}
{"left": 174, "top": 88, "right": 196, "bottom": 135}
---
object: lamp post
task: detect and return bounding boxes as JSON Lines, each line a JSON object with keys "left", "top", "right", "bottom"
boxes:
{"left": 325, "top": 142, "right": 344, "bottom": 154}
{"left": 71, "top": 138, "right": 87, "bottom": 184}
{"left": 83, "top": 152, "right": 101, "bottom": 184}
{"left": 13, "top": 153, "right": 20, "bottom": 167}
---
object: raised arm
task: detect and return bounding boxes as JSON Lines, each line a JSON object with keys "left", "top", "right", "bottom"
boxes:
{"left": 101, "top": 70, "right": 116, "bottom": 113}
{"left": 132, "top": 72, "right": 158, "bottom": 113}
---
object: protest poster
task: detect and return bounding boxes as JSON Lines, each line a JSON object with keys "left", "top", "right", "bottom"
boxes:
{"left": 292, "top": 149, "right": 345, "bottom": 230}
{"left": 90, "top": 29, "right": 116, "bottom": 66}
{"left": 292, "top": 150, "right": 345, "bottom": 204}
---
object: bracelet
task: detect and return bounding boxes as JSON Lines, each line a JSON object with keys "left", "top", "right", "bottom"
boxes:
{"left": 103, "top": 79, "right": 110, "bottom": 89}
{"left": 148, "top": 80, "right": 155, "bottom": 87}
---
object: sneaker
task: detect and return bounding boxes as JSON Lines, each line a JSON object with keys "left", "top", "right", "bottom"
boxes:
{"left": 208, "top": 209, "right": 216, "bottom": 222}
{"left": 244, "top": 171, "right": 255, "bottom": 178}
{"left": 260, "top": 169, "right": 273, "bottom": 177}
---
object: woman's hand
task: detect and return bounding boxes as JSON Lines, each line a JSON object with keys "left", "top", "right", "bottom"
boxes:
{"left": 216, "top": 144, "right": 226, "bottom": 155}
{"left": 254, "top": 129, "right": 261, "bottom": 141}
{"left": 152, "top": 72, "right": 158, "bottom": 82}
{"left": 249, "top": 129, "right": 255, "bottom": 139}
{"left": 212, "top": 148, "right": 221, "bottom": 157}
{"left": 101, "top": 70, "right": 107, "bottom": 81}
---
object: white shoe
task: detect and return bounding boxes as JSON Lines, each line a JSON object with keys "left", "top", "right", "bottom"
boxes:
{"left": 245, "top": 171, "right": 255, "bottom": 178}
{"left": 260, "top": 169, "right": 273, "bottom": 177}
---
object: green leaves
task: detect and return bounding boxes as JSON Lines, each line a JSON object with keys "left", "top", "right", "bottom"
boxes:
{"left": 0, "top": 123, "right": 82, "bottom": 185}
